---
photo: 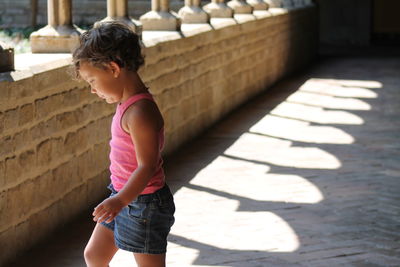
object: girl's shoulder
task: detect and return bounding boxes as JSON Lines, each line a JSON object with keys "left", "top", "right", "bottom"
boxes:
{"left": 122, "top": 98, "right": 164, "bottom": 133}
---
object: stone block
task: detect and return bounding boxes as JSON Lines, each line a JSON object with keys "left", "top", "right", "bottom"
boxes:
{"left": 35, "top": 94, "right": 63, "bottom": 120}
{"left": 52, "top": 159, "right": 80, "bottom": 197}
{"left": 6, "top": 179, "right": 35, "bottom": 226}
{"left": 0, "top": 160, "right": 4, "bottom": 187}
{"left": 18, "top": 149, "right": 36, "bottom": 174}
{"left": 5, "top": 156, "right": 23, "bottom": 187}
{"left": 57, "top": 184, "right": 86, "bottom": 223}
{"left": 0, "top": 227, "right": 16, "bottom": 266}
{"left": 56, "top": 111, "right": 80, "bottom": 131}
{"left": 30, "top": 116, "right": 57, "bottom": 141}
{"left": 0, "top": 135, "right": 12, "bottom": 158}
{"left": 86, "top": 171, "right": 109, "bottom": 206}
{"left": 18, "top": 103, "right": 35, "bottom": 127}
{"left": 3, "top": 108, "right": 19, "bottom": 134}
{"left": 32, "top": 171, "right": 54, "bottom": 210}
{"left": 36, "top": 139, "right": 53, "bottom": 167}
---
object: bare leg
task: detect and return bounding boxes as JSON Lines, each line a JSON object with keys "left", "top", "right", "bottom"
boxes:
{"left": 84, "top": 223, "right": 119, "bottom": 267}
{"left": 134, "top": 253, "right": 166, "bottom": 267}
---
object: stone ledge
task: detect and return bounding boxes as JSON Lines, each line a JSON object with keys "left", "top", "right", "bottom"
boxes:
{"left": 0, "top": 7, "right": 307, "bottom": 83}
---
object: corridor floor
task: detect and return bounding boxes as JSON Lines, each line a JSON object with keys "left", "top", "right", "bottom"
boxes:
{"left": 8, "top": 56, "right": 400, "bottom": 266}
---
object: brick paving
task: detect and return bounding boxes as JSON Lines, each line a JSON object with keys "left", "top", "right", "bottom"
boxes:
{"left": 7, "top": 56, "right": 400, "bottom": 266}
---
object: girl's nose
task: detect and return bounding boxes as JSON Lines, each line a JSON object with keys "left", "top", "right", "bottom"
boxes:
{"left": 90, "top": 87, "right": 97, "bottom": 94}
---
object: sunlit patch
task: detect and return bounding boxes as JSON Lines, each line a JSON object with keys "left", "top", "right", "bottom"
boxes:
{"left": 314, "top": 78, "right": 383, "bottom": 89}
{"left": 300, "top": 79, "right": 379, "bottom": 98}
{"left": 271, "top": 102, "right": 364, "bottom": 125}
{"left": 185, "top": 156, "right": 324, "bottom": 204}
{"left": 250, "top": 115, "right": 355, "bottom": 144}
{"left": 171, "top": 187, "right": 300, "bottom": 253}
{"left": 287, "top": 91, "right": 371, "bottom": 110}
{"left": 109, "top": 250, "right": 135, "bottom": 267}
{"left": 224, "top": 133, "right": 342, "bottom": 169}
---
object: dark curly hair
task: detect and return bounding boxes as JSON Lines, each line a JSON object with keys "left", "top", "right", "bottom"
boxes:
{"left": 72, "top": 21, "right": 144, "bottom": 79}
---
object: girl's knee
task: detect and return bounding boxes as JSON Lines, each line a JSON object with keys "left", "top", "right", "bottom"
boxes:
{"left": 84, "top": 244, "right": 108, "bottom": 266}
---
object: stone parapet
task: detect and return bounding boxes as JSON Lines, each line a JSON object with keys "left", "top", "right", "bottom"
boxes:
{"left": 0, "top": 6, "right": 317, "bottom": 265}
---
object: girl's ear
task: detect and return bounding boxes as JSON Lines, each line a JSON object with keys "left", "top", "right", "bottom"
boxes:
{"left": 108, "top": 61, "right": 121, "bottom": 78}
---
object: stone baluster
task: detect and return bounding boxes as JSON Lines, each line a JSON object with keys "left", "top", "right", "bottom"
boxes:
{"left": 178, "top": 0, "right": 209, "bottom": 23}
{"left": 282, "top": 0, "right": 294, "bottom": 8}
{"left": 99, "top": 0, "right": 142, "bottom": 35}
{"left": 30, "top": 0, "right": 82, "bottom": 53}
{"left": 292, "top": 0, "right": 303, "bottom": 7}
{"left": 203, "top": 0, "right": 233, "bottom": 18}
{"left": 0, "top": 41, "right": 14, "bottom": 72}
{"left": 303, "top": 0, "right": 314, "bottom": 5}
{"left": 140, "top": 0, "right": 180, "bottom": 30}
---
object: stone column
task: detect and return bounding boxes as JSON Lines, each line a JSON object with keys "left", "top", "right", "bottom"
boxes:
{"left": 282, "top": 0, "right": 294, "bottom": 8}
{"left": 292, "top": 0, "right": 303, "bottom": 7}
{"left": 30, "top": 0, "right": 82, "bottom": 53}
{"left": 203, "top": 0, "right": 233, "bottom": 18}
{"left": 0, "top": 41, "right": 14, "bottom": 72}
{"left": 178, "top": 0, "right": 209, "bottom": 23}
{"left": 140, "top": 0, "right": 180, "bottom": 31}
{"left": 227, "top": 0, "right": 253, "bottom": 14}
{"left": 99, "top": 0, "right": 142, "bottom": 36}
{"left": 303, "top": 0, "right": 314, "bottom": 5}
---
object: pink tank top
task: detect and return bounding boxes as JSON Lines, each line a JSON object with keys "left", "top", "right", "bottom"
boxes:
{"left": 109, "top": 92, "right": 165, "bottom": 194}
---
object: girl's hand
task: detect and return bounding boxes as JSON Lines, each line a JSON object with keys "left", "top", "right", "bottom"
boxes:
{"left": 92, "top": 195, "right": 127, "bottom": 223}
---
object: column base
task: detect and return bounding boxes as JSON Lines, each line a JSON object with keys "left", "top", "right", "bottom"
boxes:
{"left": 203, "top": 3, "right": 233, "bottom": 18}
{"left": 140, "top": 11, "right": 181, "bottom": 31}
{"left": 0, "top": 41, "right": 14, "bottom": 72}
{"left": 227, "top": 0, "right": 253, "bottom": 14}
{"left": 30, "top": 25, "right": 82, "bottom": 53}
{"left": 247, "top": 0, "right": 269, "bottom": 10}
{"left": 265, "top": 0, "right": 282, "bottom": 8}
{"left": 178, "top": 6, "right": 209, "bottom": 24}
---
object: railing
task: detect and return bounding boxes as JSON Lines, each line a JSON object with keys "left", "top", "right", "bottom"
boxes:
{"left": 0, "top": 0, "right": 314, "bottom": 71}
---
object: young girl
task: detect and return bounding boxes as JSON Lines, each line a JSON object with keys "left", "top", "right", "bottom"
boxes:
{"left": 72, "top": 21, "right": 175, "bottom": 267}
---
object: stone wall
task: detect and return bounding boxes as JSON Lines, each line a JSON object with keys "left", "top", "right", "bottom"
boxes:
{"left": 0, "top": 6, "right": 317, "bottom": 265}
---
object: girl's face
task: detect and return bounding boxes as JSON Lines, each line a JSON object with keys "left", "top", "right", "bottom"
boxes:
{"left": 79, "top": 61, "right": 122, "bottom": 104}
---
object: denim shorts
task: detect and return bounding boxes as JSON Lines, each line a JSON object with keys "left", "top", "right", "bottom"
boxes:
{"left": 100, "top": 184, "right": 175, "bottom": 254}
